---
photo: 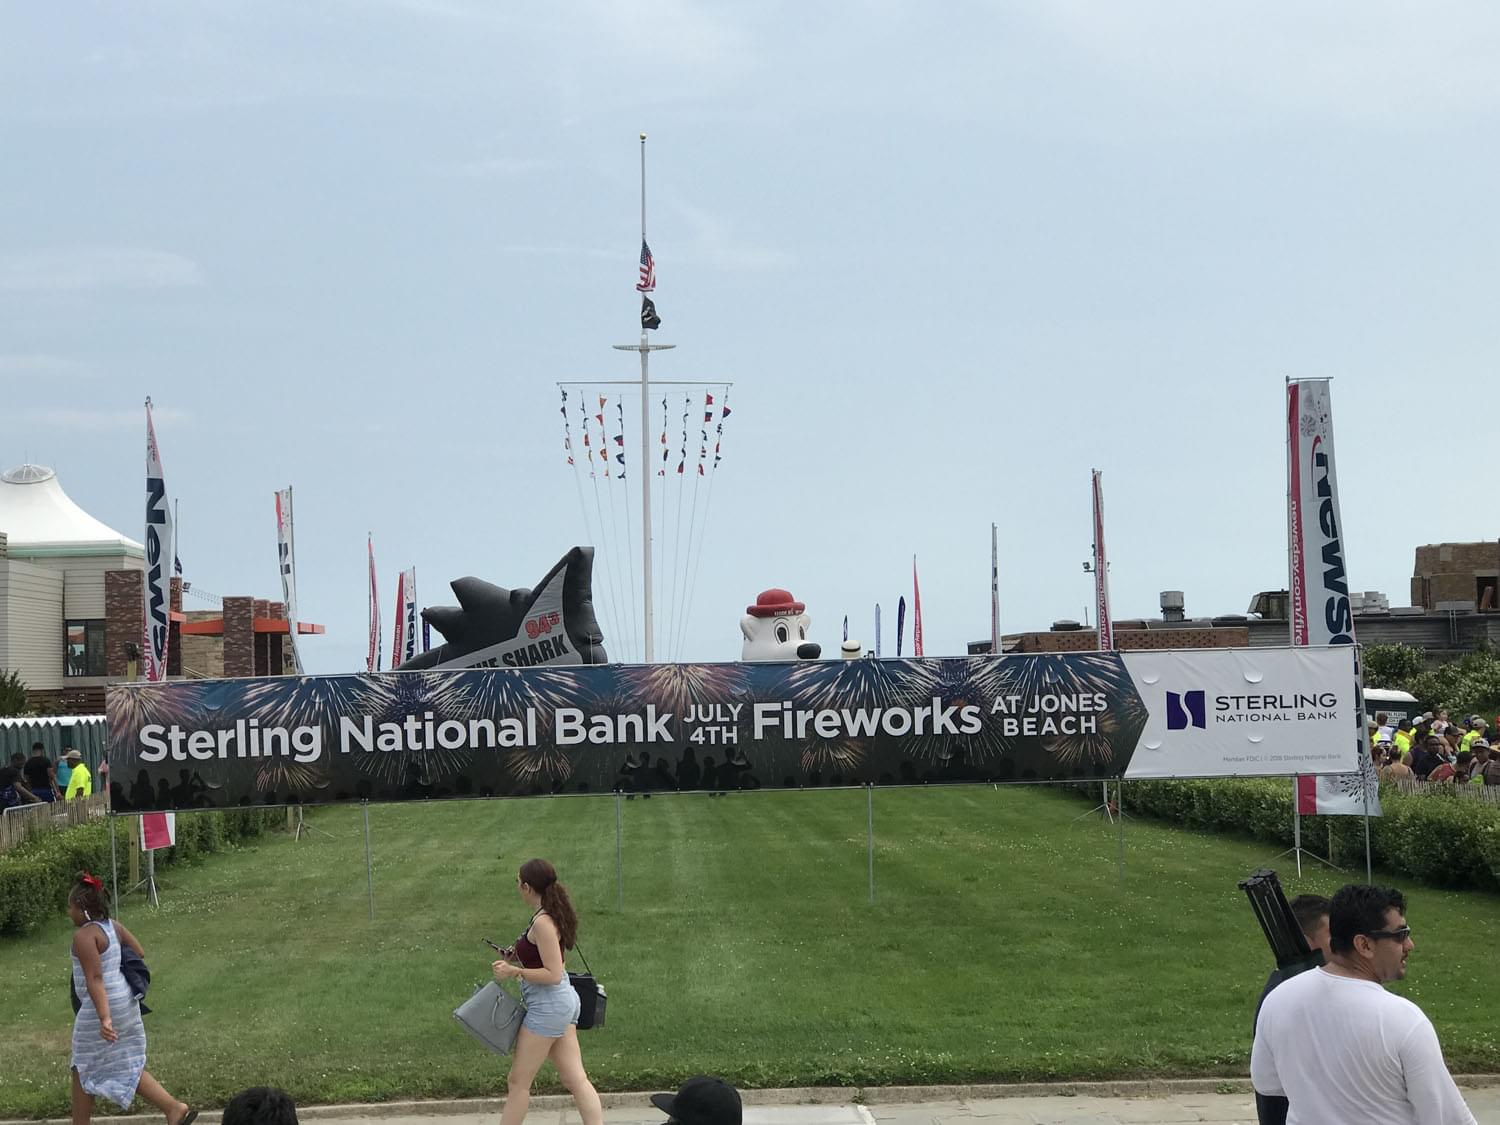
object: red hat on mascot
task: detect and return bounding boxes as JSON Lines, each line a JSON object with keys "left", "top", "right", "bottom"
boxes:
{"left": 746, "top": 589, "right": 805, "bottom": 618}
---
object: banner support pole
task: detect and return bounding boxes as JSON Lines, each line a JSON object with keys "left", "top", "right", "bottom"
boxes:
{"left": 615, "top": 790, "right": 625, "bottom": 912}
{"left": 1115, "top": 782, "right": 1126, "bottom": 883}
{"left": 362, "top": 802, "right": 375, "bottom": 921}
{"left": 1294, "top": 801, "right": 1303, "bottom": 878}
{"left": 866, "top": 783, "right": 875, "bottom": 904}
{"left": 1363, "top": 798, "right": 1373, "bottom": 883}
{"left": 109, "top": 816, "right": 119, "bottom": 918}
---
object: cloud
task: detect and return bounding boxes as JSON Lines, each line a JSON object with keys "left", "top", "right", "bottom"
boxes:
{"left": 0, "top": 355, "right": 94, "bottom": 378}
{"left": 0, "top": 248, "right": 203, "bottom": 293}
{"left": 14, "top": 406, "right": 192, "bottom": 432}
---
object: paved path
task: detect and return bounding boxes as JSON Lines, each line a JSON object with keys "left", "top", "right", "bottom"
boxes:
{"left": 14, "top": 1086, "right": 1500, "bottom": 1125}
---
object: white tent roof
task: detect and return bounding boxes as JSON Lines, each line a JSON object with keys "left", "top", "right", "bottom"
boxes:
{"left": 0, "top": 464, "right": 143, "bottom": 555}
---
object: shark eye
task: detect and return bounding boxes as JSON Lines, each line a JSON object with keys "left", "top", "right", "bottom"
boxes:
{"left": 799, "top": 625, "right": 806, "bottom": 640}
{"left": 774, "top": 621, "right": 790, "bottom": 644}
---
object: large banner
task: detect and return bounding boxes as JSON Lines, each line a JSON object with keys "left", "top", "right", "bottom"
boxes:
{"left": 104, "top": 646, "right": 1357, "bottom": 812}
{"left": 143, "top": 400, "right": 174, "bottom": 682}
{"left": 1287, "top": 379, "right": 1379, "bottom": 816}
{"left": 274, "top": 487, "right": 305, "bottom": 675}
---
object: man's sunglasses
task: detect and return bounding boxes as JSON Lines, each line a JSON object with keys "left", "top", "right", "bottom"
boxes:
{"left": 1364, "top": 927, "right": 1412, "bottom": 942}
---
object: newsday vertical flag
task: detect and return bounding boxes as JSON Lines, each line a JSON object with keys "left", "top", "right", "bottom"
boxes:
{"left": 392, "top": 570, "right": 407, "bottom": 670}
{"left": 143, "top": 400, "right": 174, "bottom": 683}
{"left": 367, "top": 536, "right": 381, "bottom": 673}
{"left": 1092, "top": 470, "right": 1113, "bottom": 651}
{"left": 1287, "top": 379, "right": 1380, "bottom": 816}
{"left": 274, "top": 488, "right": 305, "bottom": 674}
{"left": 392, "top": 567, "right": 417, "bottom": 668}
{"left": 142, "top": 402, "right": 177, "bottom": 850}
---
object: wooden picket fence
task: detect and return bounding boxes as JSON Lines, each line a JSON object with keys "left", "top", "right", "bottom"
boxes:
{"left": 0, "top": 792, "right": 108, "bottom": 854}
{"left": 1388, "top": 777, "right": 1500, "bottom": 805}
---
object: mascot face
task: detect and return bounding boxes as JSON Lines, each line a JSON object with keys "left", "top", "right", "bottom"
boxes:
{"left": 741, "top": 588, "right": 821, "bottom": 661}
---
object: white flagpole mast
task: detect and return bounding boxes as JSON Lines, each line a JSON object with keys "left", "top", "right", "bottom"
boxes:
{"left": 614, "top": 132, "right": 674, "bottom": 662}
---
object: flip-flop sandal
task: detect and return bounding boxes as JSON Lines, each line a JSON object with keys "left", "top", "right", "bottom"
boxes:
{"left": 177, "top": 1109, "right": 199, "bottom": 1125}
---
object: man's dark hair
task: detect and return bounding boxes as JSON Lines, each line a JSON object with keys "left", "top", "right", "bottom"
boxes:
{"left": 1329, "top": 885, "right": 1407, "bottom": 954}
{"left": 1288, "top": 894, "right": 1331, "bottom": 936}
{"left": 223, "top": 1088, "right": 298, "bottom": 1125}
{"left": 9, "top": 753, "right": 23, "bottom": 767}
{"left": 31, "top": 742, "right": 44, "bottom": 752}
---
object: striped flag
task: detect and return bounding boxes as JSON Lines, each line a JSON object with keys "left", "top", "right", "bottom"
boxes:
{"left": 912, "top": 556, "right": 925, "bottom": 657}
{"left": 636, "top": 240, "right": 656, "bottom": 292}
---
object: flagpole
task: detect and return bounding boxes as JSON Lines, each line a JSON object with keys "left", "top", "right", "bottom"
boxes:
{"left": 615, "top": 133, "right": 674, "bottom": 663}
{"left": 639, "top": 132, "right": 653, "bottom": 662}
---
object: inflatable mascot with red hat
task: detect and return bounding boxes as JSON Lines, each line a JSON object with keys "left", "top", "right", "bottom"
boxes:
{"left": 740, "top": 588, "right": 822, "bottom": 661}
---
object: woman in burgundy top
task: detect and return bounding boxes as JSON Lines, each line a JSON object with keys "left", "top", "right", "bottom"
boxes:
{"left": 491, "top": 859, "right": 601, "bottom": 1125}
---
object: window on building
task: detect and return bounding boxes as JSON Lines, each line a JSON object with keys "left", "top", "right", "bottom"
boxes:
{"left": 64, "top": 619, "right": 106, "bottom": 677}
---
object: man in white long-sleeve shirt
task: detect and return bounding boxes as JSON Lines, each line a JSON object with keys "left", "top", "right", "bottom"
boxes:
{"left": 1251, "top": 884, "right": 1474, "bottom": 1125}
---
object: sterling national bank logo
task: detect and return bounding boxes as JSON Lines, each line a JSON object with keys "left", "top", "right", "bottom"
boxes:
{"left": 1166, "top": 690, "right": 1206, "bottom": 730}
{"left": 1165, "top": 688, "right": 1338, "bottom": 730}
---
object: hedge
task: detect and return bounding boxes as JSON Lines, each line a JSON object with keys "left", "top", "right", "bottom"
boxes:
{"left": 0, "top": 809, "right": 284, "bottom": 936}
{"left": 1092, "top": 779, "right": 1500, "bottom": 893}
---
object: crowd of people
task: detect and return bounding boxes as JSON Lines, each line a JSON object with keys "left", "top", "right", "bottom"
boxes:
{"left": 1370, "top": 710, "right": 1500, "bottom": 787}
{"left": 0, "top": 742, "right": 94, "bottom": 810}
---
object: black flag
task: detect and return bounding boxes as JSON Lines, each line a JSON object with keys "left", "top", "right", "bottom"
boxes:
{"left": 641, "top": 295, "right": 661, "bottom": 330}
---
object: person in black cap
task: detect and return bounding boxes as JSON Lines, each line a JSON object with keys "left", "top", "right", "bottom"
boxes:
{"left": 650, "top": 1076, "right": 742, "bottom": 1125}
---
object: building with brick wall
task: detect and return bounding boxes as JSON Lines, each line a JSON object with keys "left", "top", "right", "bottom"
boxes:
{"left": 1, "top": 464, "right": 322, "bottom": 711}
{"left": 1411, "top": 541, "right": 1500, "bottom": 613}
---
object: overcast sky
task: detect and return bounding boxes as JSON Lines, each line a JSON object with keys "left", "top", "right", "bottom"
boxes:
{"left": 3, "top": 2, "right": 1498, "bottom": 673}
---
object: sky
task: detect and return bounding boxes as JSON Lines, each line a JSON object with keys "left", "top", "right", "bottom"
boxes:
{"left": 3, "top": 2, "right": 1498, "bottom": 674}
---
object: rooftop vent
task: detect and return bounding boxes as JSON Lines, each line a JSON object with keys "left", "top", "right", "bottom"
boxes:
{"left": 1160, "top": 590, "right": 1185, "bottom": 623}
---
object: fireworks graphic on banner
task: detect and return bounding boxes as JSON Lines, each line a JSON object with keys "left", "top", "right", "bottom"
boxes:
{"left": 784, "top": 659, "right": 940, "bottom": 774}
{"left": 106, "top": 681, "right": 204, "bottom": 737}
{"left": 986, "top": 653, "right": 1146, "bottom": 769}
{"left": 622, "top": 662, "right": 748, "bottom": 719}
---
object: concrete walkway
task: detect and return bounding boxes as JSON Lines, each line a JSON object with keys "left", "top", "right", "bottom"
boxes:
{"left": 11, "top": 1083, "right": 1500, "bottom": 1125}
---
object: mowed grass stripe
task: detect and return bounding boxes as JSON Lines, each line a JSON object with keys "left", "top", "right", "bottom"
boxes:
{"left": 1, "top": 786, "right": 1497, "bottom": 1116}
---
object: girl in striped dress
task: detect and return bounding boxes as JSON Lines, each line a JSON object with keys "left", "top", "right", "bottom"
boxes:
{"left": 68, "top": 873, "right": 196, "bottom": 1125}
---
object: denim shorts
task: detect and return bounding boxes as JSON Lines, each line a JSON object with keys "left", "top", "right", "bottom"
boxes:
{"left": 520, "top": 977, "right": 580, "bottom": 1038}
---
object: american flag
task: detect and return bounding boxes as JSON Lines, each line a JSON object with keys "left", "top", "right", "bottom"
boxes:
{"left": 636, "top": 240, "right": 655, "bottom": 292}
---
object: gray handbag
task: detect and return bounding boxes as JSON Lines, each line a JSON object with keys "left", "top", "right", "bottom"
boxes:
{"left": 453, "top": 981, "right": 526, "bottom": 1055}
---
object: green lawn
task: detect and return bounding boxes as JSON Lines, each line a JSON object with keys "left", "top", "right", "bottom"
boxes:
{"left": 3, "top": 785, "right": 1498, "bottom": 1117}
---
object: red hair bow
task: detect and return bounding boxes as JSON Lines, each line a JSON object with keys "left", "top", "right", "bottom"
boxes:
{"left": 80, "top": 872, "right": 103, "bottom": 891}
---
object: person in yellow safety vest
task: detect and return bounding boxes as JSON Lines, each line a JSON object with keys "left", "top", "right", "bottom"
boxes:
{"left": 1461, "top": 719, "right": 1486, "bottom": 754}
{"left": 62, "top": 749, "right": 92, "bottom": 798}
{"left": 1393, "top": 718, "right": 1414, "bottom": 759}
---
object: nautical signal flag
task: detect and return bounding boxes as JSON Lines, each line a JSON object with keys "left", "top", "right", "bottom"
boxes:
{"left": 641, "top": 295, "right": 661, "bottom": 330}
{"left": 637, "top": 240, "right": 656, "bottom": 292}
